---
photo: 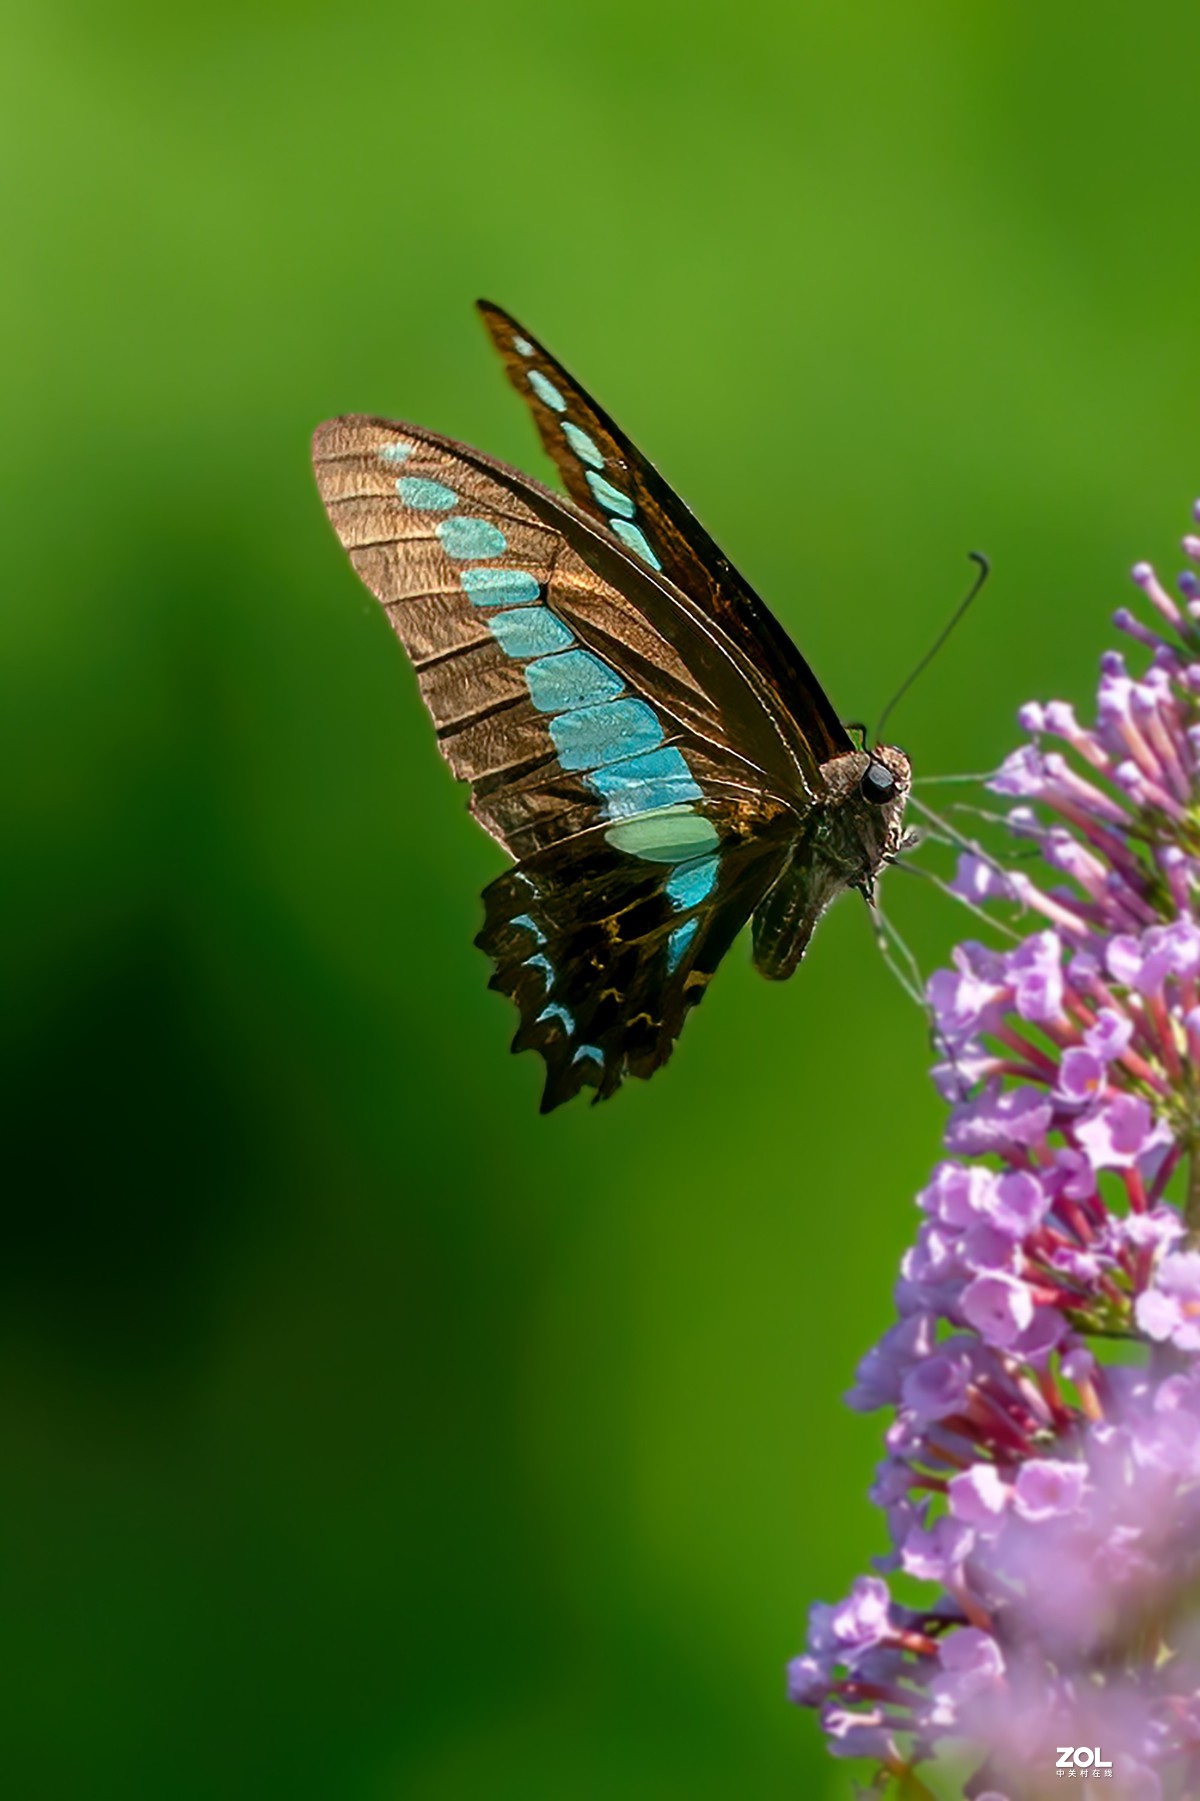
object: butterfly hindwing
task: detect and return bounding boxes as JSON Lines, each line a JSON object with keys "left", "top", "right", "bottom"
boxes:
{"left": 476, "top": 300, "right": 853, "bottom": 774}
{"left": 478, "top": 832, "right": 788, "bottom": 1111}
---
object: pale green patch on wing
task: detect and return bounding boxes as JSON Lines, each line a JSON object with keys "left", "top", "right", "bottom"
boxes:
{"left": 604, "top": 805, "right": 721, "bottom": 863}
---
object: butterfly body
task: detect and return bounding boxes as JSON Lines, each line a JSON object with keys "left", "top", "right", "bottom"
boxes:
{"left": 313, "top": 306, "right": 910, "bottom": 1110}
{"left": 751, "top": 743, "right": 911, "bottom": 982}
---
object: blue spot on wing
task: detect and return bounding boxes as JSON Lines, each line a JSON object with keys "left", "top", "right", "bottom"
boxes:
{"left": 513, "top": 335, "right": 534, "bottom": 355}
{"left": 586, "top": 746, "right": 703, "bottom": 818}
{"left": 525, "top": 650, "right": 625, "bottom": 713}
{"left": 524, "top": 953, "right": 554, "bottom": 990}
{"left": 667, "top": 918, "right": 699, "bottom": 972}
{"left": 666, "top": 855, "right": 720, "bottom": 910}
{"left": 610, "top": 519, "right": 662, "bottom": 571}
{"left": 398, "top": 476, "right": 458, "bottom": 511}
{"left": 439, "top": 517, "right": 507, "bottom": 559}
{"left": 538, "top": 1002, "right": 575, "bottom": 1032}
{"left": 561, "top": 422, "right": 605, "bottom": 470}
{"left": 460, "top": 567, "right": 540, "bottom": 605}
{"left": 528, "top": 370, "right": 567, "bottom": 412}
{"left": 511, "top": 913, "right": 546, "bottom": 944}
{"left": 572, "top": 1044, "right": 604, "bottom": 1068}
{"left": 378, "top": 440, "right": 413, "bottom": 463}
{"left": 549, "top": 698, "right": 664, "bottom": 771}
{"left": 586, "top": 471, "right": 636, "bottom": 519}
{"left": 487, "top": 607, "right": 575, "bottom": 659}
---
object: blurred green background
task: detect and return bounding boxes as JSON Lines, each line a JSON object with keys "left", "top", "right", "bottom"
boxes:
{"left": 3, "top": 2, "right": 1198, "bottom": 1796}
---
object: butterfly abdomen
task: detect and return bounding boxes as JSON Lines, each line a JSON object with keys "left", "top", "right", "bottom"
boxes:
{"left": 750, "top": 843, "right": 847, "bottom": 981}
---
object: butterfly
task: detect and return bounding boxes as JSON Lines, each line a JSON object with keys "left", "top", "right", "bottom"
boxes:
{"left": 312, "top": 303, "right": 911, "bottom": 1112}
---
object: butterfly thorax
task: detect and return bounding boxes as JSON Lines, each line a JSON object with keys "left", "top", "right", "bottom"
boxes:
{"left": 751, "top": 744, "right": 911, "bottom": 981}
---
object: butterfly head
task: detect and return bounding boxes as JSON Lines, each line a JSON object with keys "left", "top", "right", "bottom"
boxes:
{"left": 855, "top": 743, "right": 912, "bottom": 896}
{"left": 813, "top": 742, "right": 912, "bottom": 903}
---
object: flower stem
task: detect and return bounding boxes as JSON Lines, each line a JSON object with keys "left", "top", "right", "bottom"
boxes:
{"left": 1186, "top": 1145, "right": 1200, "bottom": 1247}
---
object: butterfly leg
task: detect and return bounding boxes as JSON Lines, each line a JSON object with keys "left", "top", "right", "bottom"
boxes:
{"left": 866, "top": 890, "right": 927, "bottom": 1009}
{"left": 906, "top": 794, "right": 1020, "bottom": 896}
{"left": 868, "top": 884, "right": 987, "bottom": 1091}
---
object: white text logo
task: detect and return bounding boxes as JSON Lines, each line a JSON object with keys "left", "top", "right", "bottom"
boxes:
{"left": 1056, "top": 1747, "right": 1114, "bottom": 1779}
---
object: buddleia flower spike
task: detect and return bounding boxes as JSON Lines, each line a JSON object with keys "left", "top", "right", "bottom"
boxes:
{"left": 790, "top": 504, "right": 1200, "bottom": 1800}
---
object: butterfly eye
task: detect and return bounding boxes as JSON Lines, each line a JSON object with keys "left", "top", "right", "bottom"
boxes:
{"left": 861, "top": 761, "right": 898, "bottom": 805}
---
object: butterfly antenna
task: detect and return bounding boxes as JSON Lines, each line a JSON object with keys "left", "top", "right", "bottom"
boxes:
{"left": 875, "top": 552, "right": 991, "bottom": 744}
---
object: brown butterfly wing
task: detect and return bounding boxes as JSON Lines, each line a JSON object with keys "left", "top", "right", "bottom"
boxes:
{"left": 313, "top": 413, "right": 811, "bottom": 859}
{"left": 476, "top": 299, "right": 854, "bottom": 771}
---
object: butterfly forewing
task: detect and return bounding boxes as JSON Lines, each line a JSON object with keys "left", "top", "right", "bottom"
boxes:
{"left": 314, "top": 416, "right": 806, "bottom": 827}
{"left": 476, "top": 300, "right": 854, "bottom": 775}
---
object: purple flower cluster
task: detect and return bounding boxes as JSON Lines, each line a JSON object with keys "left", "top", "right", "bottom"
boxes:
{"left": 791, "top": 509, "right": 1200, "bottom": 1800}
